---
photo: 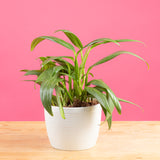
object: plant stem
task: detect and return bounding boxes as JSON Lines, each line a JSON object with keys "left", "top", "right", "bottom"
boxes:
{"left": 62, "top": 81, "right": 73, "bottom": 103}
{"left": 82, "top": 47, "right": 92, "bottom": 87}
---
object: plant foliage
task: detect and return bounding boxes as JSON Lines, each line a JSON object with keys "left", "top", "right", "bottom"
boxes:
{"left": 21, "top": 29, "right": 149, "bottom": 129}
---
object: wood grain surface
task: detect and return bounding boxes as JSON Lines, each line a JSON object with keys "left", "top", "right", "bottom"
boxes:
{"left": 0, "top": 121, "right": 160, "bottom": 160}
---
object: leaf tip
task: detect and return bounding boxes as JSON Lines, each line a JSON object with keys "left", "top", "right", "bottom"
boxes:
{"left": 146, "top": 61, "right": 150, "bottom": 70}
{"left": 50, "top": 112, "right": 54, "bottom": 116}
{"left": 144, "top": 60, "right": 149, "bottom": 70}
{"left": 117, "top": 42, "right": 120, "bottom": 46}
{"left": 140, "top": 41, "right": 146, "bottom": 46}
{"left": 30, "top": 46, "right": 34, "bottom": 51}
{"left": 61, "top": 114, "right": 66, "bottom": 119}
{"left": 108, "top": 126, "right": 112, "bottom": 130}
{"left": 54, "top": 29, "right": 59, "bottom": 33}
{"left": 108, "top": 109, "right": 111, "bottom": 115}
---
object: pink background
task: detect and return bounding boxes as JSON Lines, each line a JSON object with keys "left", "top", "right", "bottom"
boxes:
{"left": 0, "top": 0, "right": 159, "bottom": 121}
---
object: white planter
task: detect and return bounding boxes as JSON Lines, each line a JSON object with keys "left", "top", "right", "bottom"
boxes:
{"left": 44, "top": 104, "right": 102, "bottom": 150}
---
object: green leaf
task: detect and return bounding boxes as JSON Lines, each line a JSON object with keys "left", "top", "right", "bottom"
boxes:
{"left": 36, "top": 68, "right": 52, "bottom": 83}
{"left": 118, "top": 98, "right": 143, "bottom": 111}
{"left": 78, "top": 38, "right": 120, "bottom": 53}
{"left": 60, "top": 72, "right": 75, "bottom": 80}
{"left": 85, "top": 87, "right": 111, "bottom": 114}
{"left": 107, "top": 115, "right": 112, "bottom": 130}
{"left": 107, "top": 95, "right": 115, "bottom": 118}
{"left": 94, "top": 86, "right": 106, "bottom": 93}
{"left": 23, "top": 80, "right": 41, "bottom": 86}
{"left": 88, "top": 51, "right": 149, "bottom": 71}
{"left": 42, "top": 62, "right": 56, "bottom": 70}
{"left": 42, "top": 57, "right": 74, "bottom": 72}
{"left": 55, "top": 29, "right": 83, "bottom": 49}
{"left": 38, "top": 57, "right": 56, "bottom": 69}
{"left": 21, "top": 70, "right": 42, "bottom": 76}
{"left": 23, "top": 80, "right": 36, "bottom": 82}
{"left": 36, "top": 66, "right": 64, "bottom": 83}
{"left": 82, "top": 72, "right": 94, "bottom": 79}
{"left": 42, "top": 56, "right": 74, "bottom": 67}
{"left": 56, "top": 59, "right": 74, "bottom": 69}
{"left": 39, "top": 57, "right": 48, "bottom": 62}
{"left": 40, "top": 78, "right": 63, "bottom": 116}
{"left": 116, "top": 39, "right": 144, "bottom": 45}
{"left": 90, "top": 39, "right": 120, "bottom": 49}
{"left": 87, "top": 79, "right": 121, "bottom": 114}
{"left": 31, "top": 36, "right": 75, "bottom": 52}
{"left": 84, "top": 38, "right": 120, "bottom": 48}
{"left": 55, "top": 86, "right": 65, "bottom": 119}
{"left": 51, "top": 95, "right": 58, "bottom": 106}
{"left": 101, "top": 95, "right": 114, "bottom": 128}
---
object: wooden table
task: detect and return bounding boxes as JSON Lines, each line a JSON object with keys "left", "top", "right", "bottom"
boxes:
{"left": 0, "top": 121, "right": 160, "bottom": 160}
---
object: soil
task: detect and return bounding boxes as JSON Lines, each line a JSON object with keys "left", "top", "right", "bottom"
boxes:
{"left": 67, "top": 99, "right": 98, "bottom": 107}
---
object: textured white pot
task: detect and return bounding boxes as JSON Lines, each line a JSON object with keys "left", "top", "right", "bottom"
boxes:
{"left": 44, "top": 104, "right": 102, "bottom": 150}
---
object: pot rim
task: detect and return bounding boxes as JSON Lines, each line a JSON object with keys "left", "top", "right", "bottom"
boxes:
{"left": 51, "top": 103, "right": 100, "bottom": 110}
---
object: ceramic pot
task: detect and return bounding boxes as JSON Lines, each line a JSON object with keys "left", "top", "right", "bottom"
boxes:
{"left": 44, "top": 104, "right": 102, "bottom": 150}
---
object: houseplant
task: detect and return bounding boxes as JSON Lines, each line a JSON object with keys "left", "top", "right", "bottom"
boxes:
{"left": 21, "top": 29, "right": 149, "bottom": 150}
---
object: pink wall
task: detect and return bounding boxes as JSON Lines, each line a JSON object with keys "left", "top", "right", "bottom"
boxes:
{"left": 0, "top": 0, "right": 159, "bottom": 121}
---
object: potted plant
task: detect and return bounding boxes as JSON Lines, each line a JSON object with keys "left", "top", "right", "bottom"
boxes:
{"left": 21, "top": 29, "right": 149, "bottom": 150}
